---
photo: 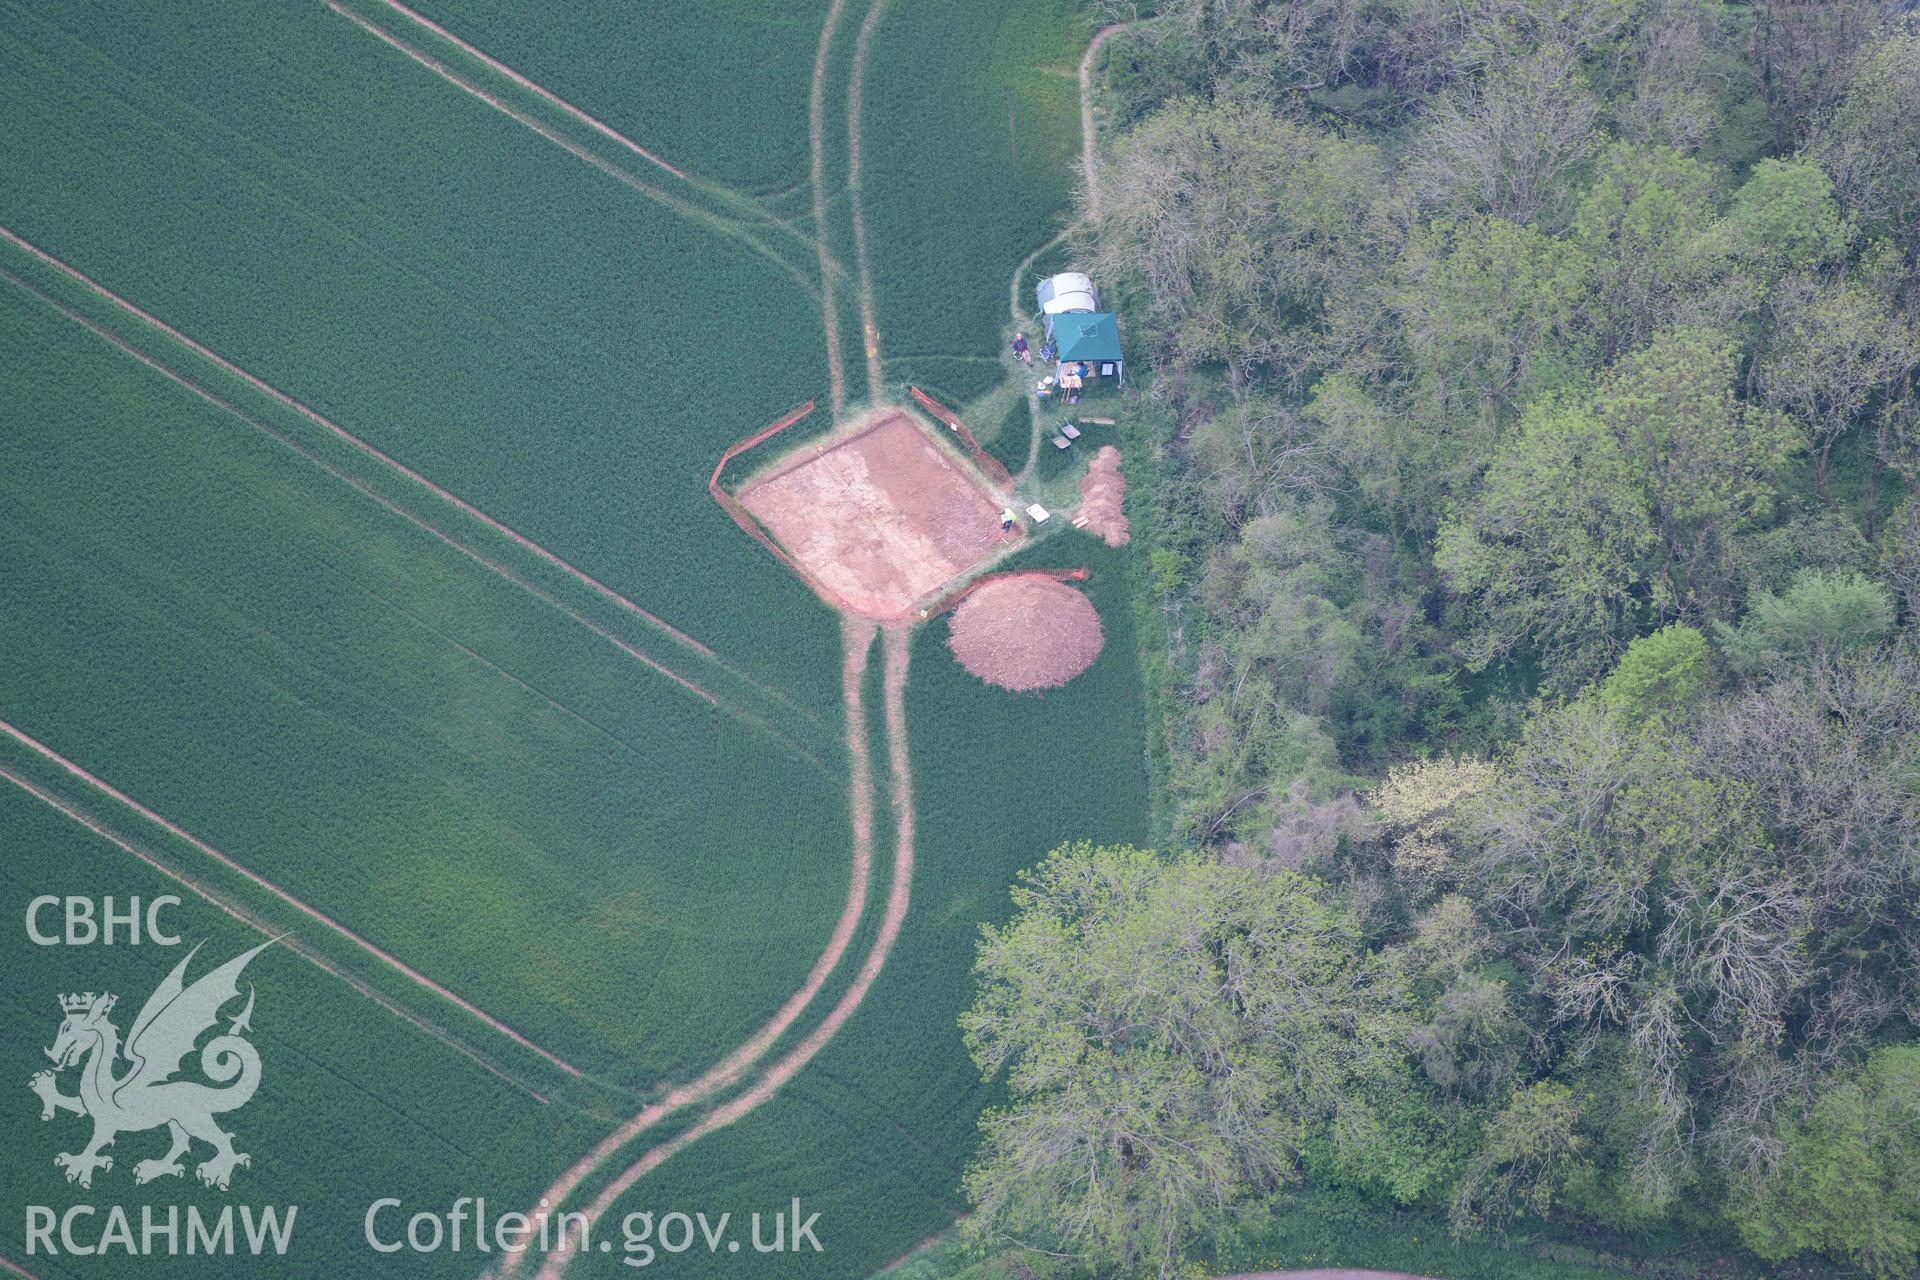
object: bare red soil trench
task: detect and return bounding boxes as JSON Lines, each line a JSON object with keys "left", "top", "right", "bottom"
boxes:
{"left": 739, "top": 410, "right": 1015, "bottom": 620}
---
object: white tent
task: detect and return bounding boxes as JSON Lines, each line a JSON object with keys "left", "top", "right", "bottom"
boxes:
{"left": 1036, "top": 273, "right": 1099, "bottom": 337}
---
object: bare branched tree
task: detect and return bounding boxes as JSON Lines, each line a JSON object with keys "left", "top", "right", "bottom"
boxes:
{"left": 1405, "top": 43, "right": 1602, "bottom": 230}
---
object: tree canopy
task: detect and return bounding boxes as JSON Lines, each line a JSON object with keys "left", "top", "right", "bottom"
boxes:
{"left": 969, "top": 3, "right": 1920, "bottom": 1274}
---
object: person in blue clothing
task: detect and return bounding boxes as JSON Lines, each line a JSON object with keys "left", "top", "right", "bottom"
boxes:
{"left": 1012, "top": 333, "right": 1031, "bottom": 364}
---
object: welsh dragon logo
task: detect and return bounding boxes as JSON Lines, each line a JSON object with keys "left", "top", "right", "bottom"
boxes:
{"left": 29, "top": 939, "right": 273, "bottom": 1190}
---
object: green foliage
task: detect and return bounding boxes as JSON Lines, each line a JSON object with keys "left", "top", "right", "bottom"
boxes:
{"left": 1440, "top": 328, "right": 1793, "bottom": 687}
{"left": 1097, "top": 23, "right": 1210, "bottom": 131}
{"left": 1884, "top": 495, "right": 1920, "bottom": 618}
{"left": 1437, "top": 394, "right": 1657, "bottom": 687}
{"left": 1816, "top": 33, "right": 1920, "bottom": 265}
{"left": 1714, "top": 568, "right": 1894, "bottom": 672}
{"left": 1728, "top": 1046, "right": 1920, "bottom": 1279}
{"left": 1092, "top": 98, "right": 1391, "bottom": 383}
{"left": 1555, "top": 1043, "right": 1697, "bottom": 1230}
{"left": 1755, "top": 273, "right": 1919, "bottom": 501}
{"left": 1729, "top": 159, "right": 1850, "bottom": 268}
{"left": 1148, "top": 547, "right": 1187, "bottom": 596}
{"left": 964, "top": 8, "right": 1920, "bottom": 1279}
{"left": 1596, "top": 327, "right": 1794, "bottom": 550}
{"left": 1399, "top": 216, "right": 1594, "bottom": 431}
{"left": 1595, "top": 624, "right": 1709, "bottom": 719}
{"left": 961, "top": 843, "right": 1409, "bottom": 1275}
{"left": 1386, "top": 643, "right": 1920, "bottom": 1263}
{"left": 1451, "top": 1081, "right": 1587, "bottom": 1232}
{"left": 1736, "top": 506, "right": 1878, "bottom": 597}
{"left": 1572, "top": 143, "right": 1728, "bottom": 359}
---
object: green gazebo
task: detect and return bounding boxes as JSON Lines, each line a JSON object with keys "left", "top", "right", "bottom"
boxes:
{"left": 1050, "top": 312, "right": 1124, "bottom": 384}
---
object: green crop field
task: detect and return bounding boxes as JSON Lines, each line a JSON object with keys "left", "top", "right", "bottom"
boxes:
{"left": 0, "top": 0, "right": 844, "bottom": 710}
{"left": 0, "top": 791, "right": 604, "bottom": 1279}
{"left": 860, "top": 0, "right": 1084, "bottom": 360}
{"left": 573, "top": 543, "right": 1152, "bottom": 1278}
{"left": 0, "top": 0, "right": 1134, "bottom": 1274}
{"left": 403, "top": 0, "right": 831, "bottom": 195}
{"left": 0, "top": 282, "right": 851, "bottom": 1088}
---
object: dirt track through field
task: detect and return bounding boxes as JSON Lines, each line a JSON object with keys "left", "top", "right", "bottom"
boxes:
{"left": 9, "top": 15, "right": 1143, "bottom": 1267}
{"left": 1002, "top": 21, "right": 1139, "bottom": 484}
{"left": 1079, "top": 22, "right": 1133, "bottom": 225}
{"left": 1007, "top": 230, "right": 1066, "bottom": 479}
{"left": 332, "top": 0, "right": 820, "bottom": 263}
{"left": 508, "top": 14, "right": 927, "bottom": 1256}
{"left": 504, "top": 619, "right": 885, "bottom": 1278}
{"left": 847, "top": 0, "right": 889, "bottom": 398}
{"left": 0, "top": 229, "right": 709, "bottom": 660}
{"left": 0, "top": 720, "right": 582, "bottom": 1078}
{"left": 809, "top": 0, "right": 853, "bottom": 414}
{"left": 530, "top": 625, "right": 917, "bottom": 1279}
{"left": 0, "top": 1251, "right": 44, "bottom": 1279}
{"left": 324, "top": 1, "right": 818, "bottom": 299}
{"left": 361, "top": 0, "right": 690, "bottom": 181}
{"left": 0, "top": 763, "right": 562, "bottom": 1105}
